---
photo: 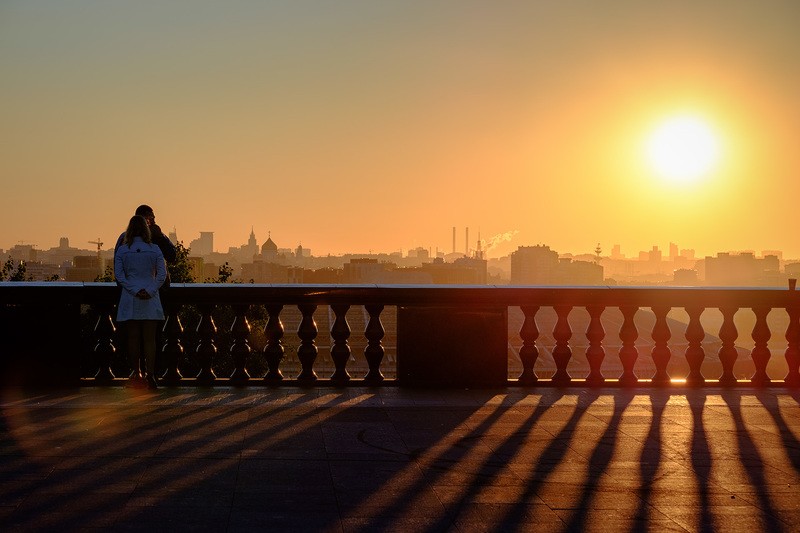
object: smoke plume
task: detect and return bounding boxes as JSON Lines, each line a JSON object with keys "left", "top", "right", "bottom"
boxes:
{"left": 486, "top": 230, "right": 519, "bottom": 251}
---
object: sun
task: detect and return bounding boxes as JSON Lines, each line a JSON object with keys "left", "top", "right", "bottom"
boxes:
{"left": 645, "top": 116, "right": 721, "bottom": 183}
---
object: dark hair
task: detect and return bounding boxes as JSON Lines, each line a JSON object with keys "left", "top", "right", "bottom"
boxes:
{"left": 134, "top": 204, "right": 154, "bottom": 217}
{"left": 124, "top": 215, "right": 152, "bottom": 246}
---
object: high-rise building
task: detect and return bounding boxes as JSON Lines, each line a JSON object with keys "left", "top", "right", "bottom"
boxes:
{"left": 510, "top": 245, "right": 559, "bottom": 284}
{"left": 189, "top": 232, "right": 214, "bottom": 256}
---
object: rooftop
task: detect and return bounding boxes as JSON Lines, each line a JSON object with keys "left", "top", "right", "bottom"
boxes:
{"left": 2, "top": 386, "right": 799, "bottom": 532}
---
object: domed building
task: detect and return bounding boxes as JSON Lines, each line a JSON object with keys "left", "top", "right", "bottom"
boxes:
{"left": 261, "top": 233, "right": 278, "bottom": 262}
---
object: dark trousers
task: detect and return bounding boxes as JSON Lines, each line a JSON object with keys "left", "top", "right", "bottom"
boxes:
{"left": 126, "top": 320, "right": 159, "bottom": 376}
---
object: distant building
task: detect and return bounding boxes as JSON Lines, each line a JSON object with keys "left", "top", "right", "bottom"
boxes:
{"left": 65, "top": 255, "right": 103, "bottom": 282}
{"left": 669, "top": 242, "right": 679, "bottom": 261}
{"left": 407, "top": 247, "right": 430, "bottom": 260}
{"left": 510, "top": 245, "right": 559, "bottom": 284}
{"left": 703, "top": 252, "right": 781, "bottom": 286}
{"left": 637, "top": 246, "right": 663, "bottom": 263}
{"left": 302, "top": 267, "right": 341, "bottom": 284}
{"left": 187, "top": 256, "right": 204, "bottom": 282}
{"left": 189, "top": 232, "right": 214, "bottom": 256}
{"left": 555, "top": 258, "right": 603, "bottom": 285}
{"left": 762, "top": 250, "right": 783, "bottom": 261}
{"left": 42, "top": 237, "right": 82, "bottom": 266}
{"left": 511, "top": 245, "right": 602, "bottom": 285}
{"left": 261, "top": 235, "right": 279, "bottom": 262}
{"left": 241, "top": 261, "right": 303, "bottom": 283}
{"left": 245, "top": 228, "right": 258, "bottom": 258}
{"left": 227, "top": 228, "right": 260, "bottom": 262}
{"left": 673, "top": 268, "right": 699, "bottom": 285}
{"left": 418, "top": 257, "right": 487, "bottom": 284}
{"left": 786, "top": 263, "right": 800, "bottom": 278}
{"left": 7, "top": 244, "right": 37, "bottom": 262}
{"left": 20, "top": 261, "right": 62, "bottom": 281}
{"left": 343, "top": 258, "right": 394, "bottom": 283}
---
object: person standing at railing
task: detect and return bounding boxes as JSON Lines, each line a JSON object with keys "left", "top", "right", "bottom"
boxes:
{"left": 114, "top": 215, "right": 167, "bottom": 390}
{"left": 114, "top": 205, "right": 176, "bottom": 283}
{"left": 113, "top": 204, "right": 176, "bottom": 386}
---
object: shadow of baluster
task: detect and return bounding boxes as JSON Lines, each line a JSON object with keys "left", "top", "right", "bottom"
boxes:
{"left": 688, "top": 392, "right": 715, "bottom": 533}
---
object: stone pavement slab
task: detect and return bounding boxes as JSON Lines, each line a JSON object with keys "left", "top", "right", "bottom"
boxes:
{"left": 0, "top": 387, "right": 799, "bottom": 532}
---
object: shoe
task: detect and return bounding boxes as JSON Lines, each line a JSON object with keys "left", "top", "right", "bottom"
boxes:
{"left": 145, "top": 374, "right": 159, "bottom": 390}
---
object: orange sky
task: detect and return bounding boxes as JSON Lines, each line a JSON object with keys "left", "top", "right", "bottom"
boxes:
{"left": 1, "top": 2, "right": 799, "bottom": 258}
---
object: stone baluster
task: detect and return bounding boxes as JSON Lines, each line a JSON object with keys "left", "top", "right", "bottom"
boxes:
{"left": 650, "top": 306, "right": 671, "bottom": 385}
{"left": 229, "top": 304, "right": 251, "bottom": 385}
{"left": 263, "top": 304, "right": 285, "bottom": 383}
{"left": 585, "top": 306, "right": 606, "bottom": 386}
{"left": 717, "top": 307, "right": 739, "bottom": 385}
{"left": 618, "top": 306, "right": 639, "bottom": 386}
{"left": 784, "top": 306, "right": 800, "bottom": 386}
{"left": 195, "top": 304, "right": 217, "bottom": 385}
{"left": 750, "top": 307, "right": 772, "bottom": 386}
{"left": 330, "top": 304, "right": 351, "bottom": 385}
{"left": 160, "top": 308, "right": 184, "bottom": 385}
{"left": 297, "top": 304, "right": 318, "bottom": 384}
{"left": 93, "top": 304, "right": 116, "bottom": 382}
{"left": 364, "top": 304, "right": 385, "bottom": 384}
{"left": 684, "top": 306, "right": 706, "bottom": 385}
{"left": 552, "top": 305, "right": 573, "bottom": 385}
{"left": 518, "top": 306, "right": 540, "bottom": 385}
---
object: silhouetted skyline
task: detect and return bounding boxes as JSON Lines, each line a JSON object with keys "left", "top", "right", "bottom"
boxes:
{"left": 2, "top": 2, "right": 799, "bottom": 256}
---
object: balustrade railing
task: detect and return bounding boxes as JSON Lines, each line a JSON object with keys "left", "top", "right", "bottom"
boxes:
{"left": 1, "top": 282, "right": 799, "bottom": 387}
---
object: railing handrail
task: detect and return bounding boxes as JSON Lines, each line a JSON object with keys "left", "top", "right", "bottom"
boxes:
{"left": 1, "top": 281, "right": 796, "bottom": 308}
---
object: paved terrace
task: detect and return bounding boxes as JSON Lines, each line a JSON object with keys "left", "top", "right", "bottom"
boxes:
{"left": 1, "top": 386, "right": 799, "bottom": 532}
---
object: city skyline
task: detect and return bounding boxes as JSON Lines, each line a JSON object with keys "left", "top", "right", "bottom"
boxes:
{"left": 3, "top": 227, "right": 794, "bottom": 264}
{"left": 2, "top": 2, "right": 799, "bottom": 257}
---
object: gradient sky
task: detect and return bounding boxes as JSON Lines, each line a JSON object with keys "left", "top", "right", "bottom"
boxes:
{"left": 2, "top": 1, "right": 799, "bottom": 258}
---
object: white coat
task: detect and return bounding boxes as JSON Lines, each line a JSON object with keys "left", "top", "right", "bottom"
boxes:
{"left": 114, "top": 236, "right": 167, "bottom": 321}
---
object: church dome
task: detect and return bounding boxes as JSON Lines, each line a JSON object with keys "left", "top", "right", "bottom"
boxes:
{"left": 261, "top": 236, "right": 278, "bottom": 254}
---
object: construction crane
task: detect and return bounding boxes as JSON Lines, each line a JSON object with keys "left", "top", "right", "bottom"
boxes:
{"left": 88, "top": 239, "right": 103, "bottom": 259}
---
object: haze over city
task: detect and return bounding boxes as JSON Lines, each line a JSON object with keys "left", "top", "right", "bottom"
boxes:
{"left": 2, "top": 2, "right": 799, "bottom": 257}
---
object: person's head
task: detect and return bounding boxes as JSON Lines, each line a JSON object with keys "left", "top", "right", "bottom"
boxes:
{"left": 134, "top": 204, "right": 155, "bottom": 226}
{"left": 124, "top": 215, "right": 152, "bottom": 246}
